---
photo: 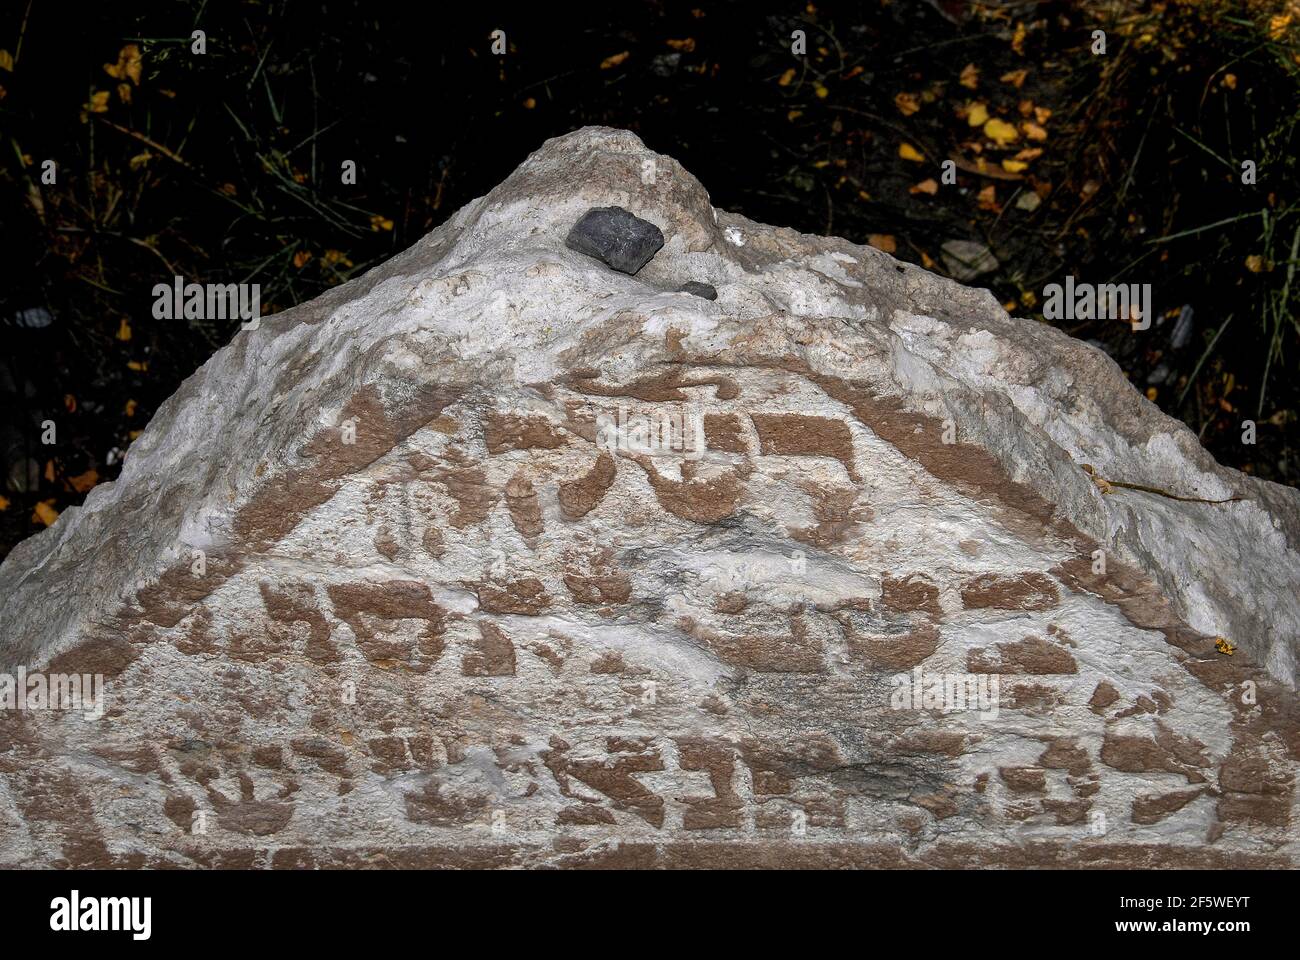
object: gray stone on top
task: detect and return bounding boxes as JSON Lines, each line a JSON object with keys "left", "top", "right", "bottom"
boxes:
{"left": 565, "top": 205, "right": 665, "bottom": 275}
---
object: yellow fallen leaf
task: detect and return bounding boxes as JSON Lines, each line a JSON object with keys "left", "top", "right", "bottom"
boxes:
{"left": 1215, "top": 636, "right": 1236, "bottom": 655}
{"left": 814, "top": 83, "right": 829, "bottom": 99}
{"left": 868, "top": 234, "right": 897, "bottom": 254}
{"left": 1223, "top": 73, "right": 1237, "bottom": 90}
{"left": 778, "top": 68, "right": 796, "bottom": 86}
{"left": 1034, "top": 106, "right": 1052, "bottom": 124}
{"left": 44, "top": 460, "right": 55, "bottom": 483}
{"left": 127, "top": 360, "right": 148, "bottom": 372}
{"left": 1245, "top": 254, "right": 1271, "bottom": 273}
{"left": 1001, "top": 69, "right": 1027, "bottom": 88}
{"left": 600, "top": 51, "right": 630, "bottom": 69}
{"left": 910, "top": 178, "right": 939, "bottom": 195}
{"left": 369, "top": 214, "right": 394, "bottom": 232}
{"left": 898, "top": 142, "right": 925, "bottom": 162}
{"left": 1269, "top": 13, "right": 1292, "bottom": 40}
{"left": 104, "top": 44, "right": 143, "bottom": 85}
{"left": 787, "top": 109, "right": 803, "bottom": 121}
{"left": 666, "top": 38, "right": 696, "bottom": 52}
{"left": 966, "top": 102, "right": 989, "bottom": 127}
{"left": 0, "top": 49, "right": 13, "bottom": 72}
{"left": 521, "top": 97, "right": 536, "bottom": 109}
{"left": 116, "top": 317, "right": 132, "bottom": 341}
{"left": 894, "top": 92, "right": 921, "bottom": 116}
{"left": 85, "top": 90, "right": 110, "bottom": 114}
{"left": 323, "top": 249, "right": 353, "bottom": 268}
{"left": 1022, "top": 121, "right": 1048, "bottom": 141}
{"left": 1011, "top": 21, "right": 1027, "bottom": 54}
{"left": 125, "top": 399, "right": 138, "bottom": 417}
{"left": 977, "top": 184, "right": 998, "bottom": 210}
{"left": 1014, "top": 147, "right": 1043, "bottom": 161}
{"left": 857, "top": 189, "right": 871, "bottom": 201}
{"left": 293, "top": 250, "right": 313, "bottom": 269}
{"left": 116, "top": 82, "right": 132, "bottom": 104}
{"left": 959, "top": 63, "right": 979, "bottom": 91}
{"left": 33, "top": 500, "right": 59, "bottom": 527}
{"left": 984, "top": 118, "right": 1019, "bottom": 146}
{"left": 1001, "top": 159, "right": 1028, "bottom": 173}
{"left": 0, "top": 494, "right": 9, "bottom": 511}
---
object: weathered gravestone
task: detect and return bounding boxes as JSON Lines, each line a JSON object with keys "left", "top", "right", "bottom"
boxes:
{"left": 1, "top": 127, "right": 1296, "bottom": 868}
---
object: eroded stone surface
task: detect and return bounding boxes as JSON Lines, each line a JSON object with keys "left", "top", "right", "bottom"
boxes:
{"left": 1, "top": 127, "right": 1297, "bottom": 869}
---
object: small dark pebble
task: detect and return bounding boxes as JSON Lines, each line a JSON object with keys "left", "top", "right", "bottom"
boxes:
{"left": 565, "top": 206, "right": 665, "bottom": 275}
{"left": 677, "top": 281, "right": 717, "bottom": 300}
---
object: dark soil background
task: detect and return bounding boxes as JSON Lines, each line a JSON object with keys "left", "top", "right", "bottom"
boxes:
{"left": 2, "top": 0, "right": 1298, "bottom": 560}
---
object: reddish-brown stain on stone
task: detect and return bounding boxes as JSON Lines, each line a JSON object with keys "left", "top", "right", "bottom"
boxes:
{"left": 436, "top": 466, "right": 499, "bottom": 529}
{"left": 260, "top": 581, "right": 338, "bottom": 662}
{"left": 751, "top": 413, "right": 858, "bottom": 480}
{"left": 714, "top": 592, "right": 749, "bottom": 614}
{"left": 848, "top": 621, "right": 940, "bottom": 671}
{"left": 703, "top": 413, "right": 749, "bottom": 453}
{"left": 504, "top": 471, "right": 545, "bottom": 538}
{"left": 881, "top": 574, "right": 943, "bottom": 619}
{"left": 568, "top": 367, "right": 740, "bottom": 402}
{"left": 795, "top": 485, "right": 866, "bottom": 546}
{"left": 1041, "top": 798, "right": 1091, "bottom": 825}
{"left": 1038, "top": 738, "right": 1091, "bottom": 777}
{"left": 999, "top": 767, "right": 1047, "bottom": 793}
{"left": 641, "top": 464, "right": 745, "bottom": 524}
{"left": 589, "top": 651, "right": 648, "bottom": 676}
{"left": 462, "top": 621, "right": 517, "bottom": 677}
{"left": 475, "top": 577, "right": 551, "bottom": 615}
{"left": 676, "top": 738, "right": 744, "bottom": 829}
{"left": 422, "top": 523, "right": 446, "bottom": 558}
{"left": 404, "top": 781, "right": 490, "bottom": 826}
{"left": 967, "top": 635, "right": 1078, "bottom": 675}
{"left": 1008, "top": 683, "right": 1064, "bottom": 713}
{"left": 484, "top": 412, "right": 568, "bottom": 453}
{"left": 557, "top": 453, "right": 617, "bottom": 520}
{"left": 1089, "top": 681, "right": 1121, "bottom": 714}
{"left": 326, "top": 580, "right": 446, "bottom": 670}
{"left": 1216, "top": 750, "right": 1293, "bottom": 827}
{"left": 556, "top": 804, "right": 617, "bottom": 825}
{"left": 45, "top": 633, "right": 141, "bottom": 679}
{"left": 1099, "top": 726, "right": 1210, "bottom": 784}
{"left": 681, "top": 614, "right": 826, "bottom": 673}
{"left": 1132, "top": 789, "right": 1204, "bottom": 825}
{"left": 564, "top": 570, "right": 632, "bottom": 605}
{"left": 960, "top": 572, "right": 1060, "bottom": 611}
{"left": 542, "top": 736, "right": 666, "bottom": 828}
